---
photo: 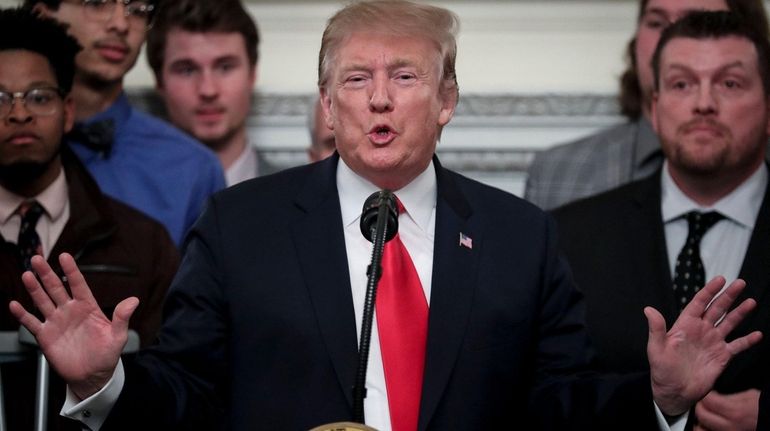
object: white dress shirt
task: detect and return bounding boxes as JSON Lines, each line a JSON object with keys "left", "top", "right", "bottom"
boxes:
{"left": 338, "top": 159, "right": 436, "bottom": 431}
{"left": 0, "top": 168, "right": 70, "bottom": 257}
{"left": 662, "top": 162, "right": 766, "bottom": 292}
{"left": 225, "top": 146, "right": 258, "bottom": 187}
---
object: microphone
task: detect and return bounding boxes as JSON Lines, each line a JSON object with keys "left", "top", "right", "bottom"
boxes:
{"left": 352, "top": 189, "right": 399, "bottom": 423}
{"left": 359, "top": 190, "right": 398, "bottom": 242}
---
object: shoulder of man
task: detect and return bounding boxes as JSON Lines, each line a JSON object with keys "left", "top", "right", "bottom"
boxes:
{"left": 524, "top": 121, "right": 641, "bottom": 209}
{"left": 529, "top": 121, "right": 639, "bottom": 173}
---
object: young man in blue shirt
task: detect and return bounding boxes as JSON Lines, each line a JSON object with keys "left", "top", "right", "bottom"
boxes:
{"left": 26, "top": 0, "right": 226, "bottom": 245}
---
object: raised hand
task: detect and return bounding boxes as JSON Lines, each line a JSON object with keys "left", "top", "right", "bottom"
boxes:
{"left": 646, "top": 276, "right": 763, "bottom": 416}
{"left": 8, "top": 253, "right": 139, "bottom": 400}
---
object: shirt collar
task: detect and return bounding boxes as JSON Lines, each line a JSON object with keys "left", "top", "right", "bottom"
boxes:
{"left": 0, "top": 168, "right": 69, "bottom": 224}
{"left": 337, "top": 158, "right": 437, "bottom": 234}
{"left": 661, "top": 161, "right": 767, "bottom": 229}
{"left": 86, "top": 92, "right": 131, "bottom": 129}
{"left": 633, "top": 117, "right": 662, "bottom": 169}
{"left": 226, "top": 146, "right": 257, "bottom": 186}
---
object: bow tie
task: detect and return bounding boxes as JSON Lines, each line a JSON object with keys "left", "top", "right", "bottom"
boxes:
{"left": 66, "top": 119, "right": 115, "bottom": 157}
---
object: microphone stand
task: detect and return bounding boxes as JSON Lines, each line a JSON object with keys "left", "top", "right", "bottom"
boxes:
{"left": 352, "top": 195, "right": 394, "bottom": 424}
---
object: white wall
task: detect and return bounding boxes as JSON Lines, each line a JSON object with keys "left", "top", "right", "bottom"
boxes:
{"left": 0, "top": 0, "right": 640, "bottom": 93}
{"left": 132, "top": 1, "right": 638, "bottom": 94}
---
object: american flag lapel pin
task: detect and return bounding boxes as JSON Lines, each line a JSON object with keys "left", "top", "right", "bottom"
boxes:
{"left": 459, "top": 232, "right": 473, "bottom": 249}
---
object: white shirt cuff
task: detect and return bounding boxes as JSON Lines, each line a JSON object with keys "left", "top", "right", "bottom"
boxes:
{"left": 654, "top": 401, "right": 689, "bottom": 431}
{"left": 61, "top": 358, "right": 125, "bottom": 431}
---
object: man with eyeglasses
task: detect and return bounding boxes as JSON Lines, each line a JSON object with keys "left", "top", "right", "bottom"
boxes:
{"left": 0, "top": 7, "right": 178, "bottom": 431}
{"left": 24, "top": 0, "right": 226, "bottom": 246}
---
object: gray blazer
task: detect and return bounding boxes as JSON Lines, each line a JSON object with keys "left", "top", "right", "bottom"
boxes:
{"left": 524, "top": 119, "right": 661, "bottom": 210}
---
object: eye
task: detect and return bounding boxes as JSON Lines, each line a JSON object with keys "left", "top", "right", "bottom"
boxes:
{"left": 125, "top": 1, "right": 152, "bottom": 19}
{"left": 83, "top": 0, "right": 109, "bottom": 8}
{"left": 216, "top": 62, "right": 236, "bottom": 73}
{"left": 641, "top": 15, "right": 669, "bottom": 31}
{"left": 27, "top": 89, "right": 57, "bottom": 105}
{"left": 171, "top": 64, "right": 197, "bottom": 77}
{"left": 666, "top": 77, "right": 692, "bottom": 92}
{"left": 723, "top": 79, "right": 741, "bottom": 89}
{"left": 342, "top": 74, "right": 368, "bottom": 88}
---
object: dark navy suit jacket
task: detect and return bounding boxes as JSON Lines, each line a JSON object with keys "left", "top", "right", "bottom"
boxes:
{"left": 103, "top": 155, "right": 657, "bottom": 430}
{"left": 552, "top": 170, "right": 770, "bottom": 394}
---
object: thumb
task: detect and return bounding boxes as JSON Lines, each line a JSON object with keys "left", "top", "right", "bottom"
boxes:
{"left": 111, "top": 296, "right": 139, "bottom": 337}
{"left": 645, "top": 306, "right": 667, "bottom": 351}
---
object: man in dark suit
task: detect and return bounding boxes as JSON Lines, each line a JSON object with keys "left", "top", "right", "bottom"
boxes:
{"left": 553, "top": 11, "right": 770, "bottom": 431}
{"left": 8, "top": 2, "right": 762, "bottom": 430}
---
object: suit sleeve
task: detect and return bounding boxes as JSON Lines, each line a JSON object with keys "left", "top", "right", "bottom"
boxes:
{"left": 527, "top": 215, "right": 658, "bottom": 431}
{"left": 102, "top": 197, "right": 229, "bottom": 430}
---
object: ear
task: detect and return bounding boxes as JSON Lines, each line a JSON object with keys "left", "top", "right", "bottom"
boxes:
{"left": 249, "top": 64, "right": 258, "bottom": 88}
{"left": 62, "top": 95, "right": 75, "bottom": 134}
{"left": 319, "top": 87, "right": 334, "bottom": 130}
{"left": 437, "top": 83, "right": 458, "bottom": 127}
{"left": 32, "top": 2, "right": 54, "bottom": 18}
{"left": 650, "top": 91, "right": 660, "bottom": 134}
{"left": 765, "top": 96, "right": 770, "bottom": 137}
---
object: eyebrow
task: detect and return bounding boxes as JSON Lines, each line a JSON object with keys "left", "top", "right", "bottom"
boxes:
{"left": 0, "top": 81, "right": 58, "bottom": 91}
{"left": 664, "top": 60, "right": 745, "bottom": 73}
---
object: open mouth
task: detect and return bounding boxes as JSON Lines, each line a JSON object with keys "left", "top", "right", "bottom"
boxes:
{"left": 368, "top": 124, "right": 397, "bottom": 144}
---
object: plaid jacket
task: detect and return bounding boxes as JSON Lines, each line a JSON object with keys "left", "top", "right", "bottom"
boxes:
{"left": 524, "top": 119, "right": 661, "bottom": 210}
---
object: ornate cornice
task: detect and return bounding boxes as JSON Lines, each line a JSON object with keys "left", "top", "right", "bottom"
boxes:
{"left": 126, "top": 90, "right": 623, "bottom": 193}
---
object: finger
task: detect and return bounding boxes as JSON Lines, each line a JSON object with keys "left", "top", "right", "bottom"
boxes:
{"left": 58, "top": 253, "right": 97, "bottom": 303}
{"left": 30, "top": 255, "right": 71, "bottom": 306}
{"left": 725, "top": 330, "right": 762, "bottom": 356}
{"left": 682, "top": 276, "right": 727, "bottom": 318}
{"left": 703, "top": 279, "right": 747, "bottom": 325}
{"left": 111, "top": 297, "right": 139, "bottom": 339}
{"left": 644, "top": 306, "right": 667, "bottom": 350}
{"left": 694, "top": 400, "right": 731, "bottom": 431}
{"left": 716, "top": 298, "right": 756, "bottom": 337}
{"left": 20, "top": 270, "right": 55, "bottom": 316}
{"left": 8, "top": 300, "right": 43, "bottom": 335}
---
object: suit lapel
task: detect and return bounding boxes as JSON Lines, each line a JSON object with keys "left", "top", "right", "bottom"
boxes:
{"left": 735, "top": 180, "right": 770, "bottom": 315}
{"left": 418, "top": 159, "right": 479, "bottom": 430}
{"left": 632, "top": 172, "right": 680, "bottom": 325}
{"left": 291, "top": 155, "right": 359, "bottom": 408}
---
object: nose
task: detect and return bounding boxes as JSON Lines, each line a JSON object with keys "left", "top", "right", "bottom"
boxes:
{"left": 197, "top": 70, "right": 219, "bottom": 99}
{"left": 106, "top": 1, "right": 130, "bottom": 34}
{"left": 7, "top": 99, "right": 32, "bottom": 124}
{"left": 694, "top": 83, "right": 717, "bottom": 116}
{"left": 369, "top": 75, "right": 393, "bottom": 113}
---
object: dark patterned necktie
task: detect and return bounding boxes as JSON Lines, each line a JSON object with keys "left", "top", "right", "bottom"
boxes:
{"left": 17, "top": 200, "right": 45, "bottom": 271}
{"left": 672, "top": 211, "right": 724, "bottom": 311}
{"left": 66, "top": 119, "right": 115, "bottom": 157}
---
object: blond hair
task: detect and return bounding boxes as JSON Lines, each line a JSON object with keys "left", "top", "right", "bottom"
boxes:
{"left": 318, "top": 0, "right": 459, "bottom": 96}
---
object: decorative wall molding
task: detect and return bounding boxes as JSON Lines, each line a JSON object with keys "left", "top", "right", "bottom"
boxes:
{"left": 127, "top": 90, "right": 624, "bottom": 195}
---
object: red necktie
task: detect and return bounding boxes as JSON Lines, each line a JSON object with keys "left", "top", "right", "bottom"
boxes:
{"left": 376, "top": 198, "right": 428, "bottom": 431}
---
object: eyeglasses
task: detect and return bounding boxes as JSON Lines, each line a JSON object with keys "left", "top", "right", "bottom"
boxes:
{"left": 80, "top": 0, "right": 155, "bottom": 26}
{"left": 0, "top": 87, "right": 64, "bottom": 119}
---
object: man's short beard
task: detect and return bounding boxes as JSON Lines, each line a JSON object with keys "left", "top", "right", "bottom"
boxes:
{"left": 201, "top": 126, "right": 240, "bottom": 152}
{"left": 0, "top": 149, "right": 61, "bottom": 191}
